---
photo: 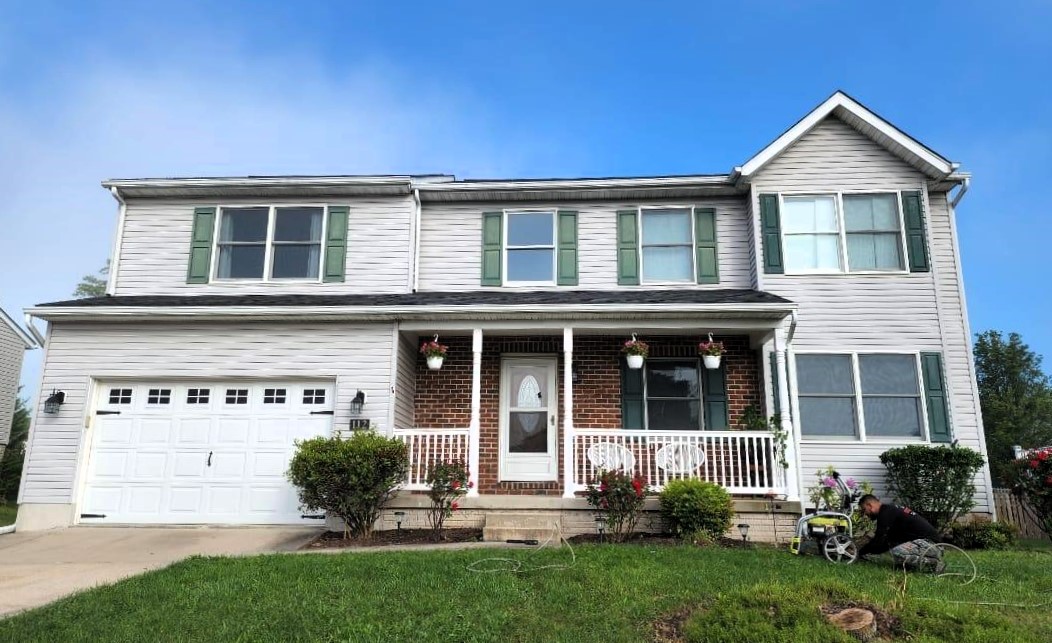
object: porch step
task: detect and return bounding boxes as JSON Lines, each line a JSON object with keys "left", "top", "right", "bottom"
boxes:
{"left": 482, "top": 512, "right": 562, "bottom": 543}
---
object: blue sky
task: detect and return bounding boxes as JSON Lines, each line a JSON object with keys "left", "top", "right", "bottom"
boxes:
{"left": 1, "top": 1, "right": 1051, "bottom": 398}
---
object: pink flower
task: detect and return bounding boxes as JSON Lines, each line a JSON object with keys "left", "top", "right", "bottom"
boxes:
{"left": 467, "top": 480, "right": 475, "bottom": 489}
{"left": 451, "top": 480, "right": 460, "bottom": 490}
{"left": 845, "top": 478, "right": 857, "bottom": 489}
{"left": 450, "top": 501, "right": 459, "bottom": 511}
{"left": 823, "top": 477, "right": 837, "bottom": 488}
{"left": 1039, "top": 450, "right": 1049, "bottom": 461}
{"left": 1031, "top": 460, "right": 1041, "bottom": 469}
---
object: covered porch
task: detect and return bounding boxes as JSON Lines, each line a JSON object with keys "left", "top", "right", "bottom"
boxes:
{"left": 389, "top": 311, "right": 802, "bottom": 503}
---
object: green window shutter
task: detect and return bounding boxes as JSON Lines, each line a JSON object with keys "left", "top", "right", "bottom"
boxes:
{"left": 769, "top": 352, "right": 781, "bottom": 415}
{"left": 921, "top": 352, "right": 951, "bottom": 443}
{"left": 186, "top": 207, "right": 216, "bottom": 284}
{"left": 557, "top": 210, "right": 578, "bottom": 286}
{"left": 703, "top": 364, "right": 729, "bottom": 430}
{"left": 481, "top": 211, "right": 503, "bottom": 286}
{"left": 620, "top": 359, "right": 645, "bottom": 430}
{"left": 616, "top": 210, "right": 640, "bottom": 285}
{"left": 694, "top": 207, "right": 719, "bottom": 284}
{"left": 902, "top": 191, "right": 930, "bottom": 273}
{"left": 759, "top": 194, "right": 784, "bottom": 274}
{"left": 323, "top": 206, "right": 348, "bottom": 282}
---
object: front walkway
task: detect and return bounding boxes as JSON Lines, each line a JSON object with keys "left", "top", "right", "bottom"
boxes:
{"left": 0, "top": 526, "right": 319, "bottom": 617}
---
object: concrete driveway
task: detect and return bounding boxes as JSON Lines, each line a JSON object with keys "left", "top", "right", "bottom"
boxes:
{"left": 0, "top": 526, "right": 319, "bottom": 617}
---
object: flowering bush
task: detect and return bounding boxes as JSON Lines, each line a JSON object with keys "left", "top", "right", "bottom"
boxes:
{"left": 420, "top": 340, "right": 448, "bottom": 359}
{"left": 697, "top": 340, "right": 724, "bottom": 357}
{"left": 424, "top": 460, "right": 472, "bottom": 540}
{"left": 807, "top": 466, "right": 875, "bottom": 537}
{"left": 1012, "top": 446, "right": 1052, "bottom": 541}
{"left": 621, "top": 338, "right": 649, "bottom": 357}
{"left": 585, "top": 469, "right": 649, "bottom": 542}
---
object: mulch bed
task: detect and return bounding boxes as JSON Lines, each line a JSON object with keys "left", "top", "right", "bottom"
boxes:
{"left": 568, "top": 533, "right": 755, "bottom": 549}
{"left": 304, "top": 528, "right": 483, "bottom": 549}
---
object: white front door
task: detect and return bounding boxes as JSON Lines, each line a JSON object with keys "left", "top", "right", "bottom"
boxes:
{"left": 500, "top": 357, "right": 558, "bottom": 481}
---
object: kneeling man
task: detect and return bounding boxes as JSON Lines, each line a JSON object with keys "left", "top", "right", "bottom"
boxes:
{"left": 858, "top": 494, "right": 943, "bottom": 572}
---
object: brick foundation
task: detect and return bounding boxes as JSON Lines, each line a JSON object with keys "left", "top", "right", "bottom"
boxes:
{"left": 413, "top": 334, "right": 764, "bottom": 495}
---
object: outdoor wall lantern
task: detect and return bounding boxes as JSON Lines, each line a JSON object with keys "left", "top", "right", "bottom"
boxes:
{"left": 350, "top": 390, "right": 367, "bottom": 416}
{"left": 43, "top": 390, "right": 65, "bottom": 414}
{"left": 737, "top": 523, "right": 751, "bottom": 542}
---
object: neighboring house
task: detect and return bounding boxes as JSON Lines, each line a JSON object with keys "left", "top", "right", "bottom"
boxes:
{"left": 16, "top": 91, "right": 994, "bottom": 538}
{"left": 0, "top": 307, "right": 36, "bottom": 462}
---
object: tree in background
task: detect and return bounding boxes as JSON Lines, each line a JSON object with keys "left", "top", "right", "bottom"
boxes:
{"left": 0, "top": 395, "right": 31, "bottom": 504}
{"left": 974, "top": 331, "right": 1052, "bottom": 485}
{"left": 73, "top": 260, "right": 109, "bottom": 298}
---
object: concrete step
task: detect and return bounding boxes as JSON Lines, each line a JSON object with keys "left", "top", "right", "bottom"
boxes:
{"left": 482, "top": 512, "right": 562, "bottom": 543}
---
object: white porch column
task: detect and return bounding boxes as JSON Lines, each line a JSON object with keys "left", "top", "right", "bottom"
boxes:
{"left": 774, "top": 327, "right": 801, "bottom": 502}
{"left": 467, "top": 328, "right": 483, "bottom": 497}
{"left": 562, "top": 327, "right": 575, "bottom": 498}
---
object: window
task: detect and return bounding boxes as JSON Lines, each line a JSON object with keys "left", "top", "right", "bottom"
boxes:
{"left": 147, "top": 388, "right": 172, "bottom": 405}
{"left": 187, "top": 388, "right": 210, "bottom": 404}
{"left": 844, "top": 195, "right": 904, "bottom": 271}
{"left": 780, "top": 193, "right": 907, "bottom": 274}
{"left": 108, "top": 388, "right": 132, "bottom": 404}
{"left": 782, "top": 196, "right": 841, "bottom": 272}
{"left": 303, "top": 389, "right": 326, "bottom": 405}
{"left": 796, "top": 353, "right": 926, "bottom": 440}
{"left": 640, "top": 208, "right": 694, "bottom": 282}
{"left": 216, "top": 206, "right": 324, "bottom": 280}
{"left": 505, "top": 211, "right": 555, "bottom": 283}
{"left": 645, "top": 360, "right": 702, "bottom": 430}
{"left": 225, "top": 388, "right": 249, "bottom": 405}
{"left": 263, "top": 388, "right": 287, "bottom": 404}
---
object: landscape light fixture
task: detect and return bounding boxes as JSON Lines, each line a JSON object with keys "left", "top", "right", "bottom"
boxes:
{"left": 737, "top": 523, "right": 751, "bottom": 542}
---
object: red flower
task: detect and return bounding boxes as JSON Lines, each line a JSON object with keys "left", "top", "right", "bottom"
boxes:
{"left": 468, "top": 480, "right": 475, "bottom": 489}
{"left": 599, "top": 482, "right": 608, "bottom": 492}
{"left": 1031, "top": 460, "right": 1041, "bottom": 469}
{"left": 451, "top": 480, "right": 460, "bottom": 490}
{"left": 451, "top": 501, "right": 459, "bottom": 511}
{"left": 1039, "top": 450, "right": 1049, "bottom": 461}
{"left": 1045, "top": 476, "right": 1052, "bottom": 487}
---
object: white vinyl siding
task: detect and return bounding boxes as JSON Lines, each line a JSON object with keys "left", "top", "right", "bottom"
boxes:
{"left": 394, "top": 333, "right": 418, "bottom": 429}
{"left": 0, "top": 322, "right": 29, "bottom": 450}
{"left": 18, "top": 322, "right": 395, "bottom": 505}
{"left": 754, "top": 114, "right": 992, "bottom": 513}
{"left": 113, "top": 196, "right": 414, "bottom": 295}
{"left": 418, "top": 197, "right": 754, "bottom": 291}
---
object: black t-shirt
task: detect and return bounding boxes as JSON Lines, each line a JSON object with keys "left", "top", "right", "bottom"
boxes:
{"left": 859, "top": 504, "right": 939, "bottom": 555}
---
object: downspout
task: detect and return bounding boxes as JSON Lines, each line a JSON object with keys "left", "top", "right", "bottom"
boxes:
{"left": 23, "top": 313, "right": 45, "bottom": 347}
{"left": 950, "top": 176, "right": 971, "bottom": 208}
{"left": 105, "top": 186, "right": 127, "bottom": 295}
{"left": 412, "top": 188, "right": 422, "bottom": 292}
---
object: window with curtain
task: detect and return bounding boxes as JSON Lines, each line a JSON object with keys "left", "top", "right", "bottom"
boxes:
{"left": 796, "top": 354, "right": 858, "bottom": 438}
{"left": 641, "top": 208, "right": 694, "bottom": 282}
{"left": 216, "top": 206, "right": 324, "bottom": 280}
{"left": 844, "top": 195, "right": 904, "bottom": 271}
{"left": 859, "top": 354, "right": 922, "bottom": 437}
{"left": 782, "top": 196, "right": 842, "bottom": 271}
{"left": 645, "top": 360, "right": 702, "bottom": 430}
{"left": 506, "top": 211, "right": 555, "bottom": 282}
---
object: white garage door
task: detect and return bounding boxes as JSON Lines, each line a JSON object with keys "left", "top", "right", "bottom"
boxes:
{"left": 80, "top": 381, "right": 334, "bottom": 525}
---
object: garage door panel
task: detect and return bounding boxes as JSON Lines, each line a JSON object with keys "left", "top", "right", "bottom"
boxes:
{"left": 84, "top": 381, "right": 333, "bottom": 525}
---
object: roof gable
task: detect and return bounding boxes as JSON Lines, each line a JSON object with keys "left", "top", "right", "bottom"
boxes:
{"left": 736, "top": 91, "right": 957, "bottom": 181}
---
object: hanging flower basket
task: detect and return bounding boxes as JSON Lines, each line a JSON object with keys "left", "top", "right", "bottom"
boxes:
{"left": 622, "top": 336, "right": 649, "bottom": 370}
{"left": 420, "top": 339, "right": 448, "bottom": 370}
{"left": 698, "top": 338, "right": 724, "bottom": 370}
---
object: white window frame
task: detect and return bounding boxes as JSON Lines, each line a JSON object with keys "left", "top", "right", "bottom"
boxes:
{"left": 638, "top": 205, "right": 697, "bottom": 285}
{"left": 777, "top": 191, "right": 910, "bottom": 276}
{"left": 641, "top": 357, "right": 706, "bottom": 431}
{"left": 211, "top": 203, "right": 329, "bottom": 283}
{"left": 794, "top": 351, "right": 931, "bottom": 444}
{"left": 502, "top": 209, "right": 557, "bottom": 287}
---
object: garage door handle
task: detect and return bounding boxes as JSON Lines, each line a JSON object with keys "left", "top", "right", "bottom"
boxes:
{"left": 96, "top": 410, "right": 121, "bottom": 416}
{"left": 207, "top": 451, "right": 213, "bottom": 467}
{"left": 310, "top": 410, "right": 334, "bottom": 415}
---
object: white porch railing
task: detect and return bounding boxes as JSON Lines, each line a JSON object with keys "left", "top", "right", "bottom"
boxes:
{"left": 569, "top": 430, "right": 786, "bottom": 495}
{"left": 393, "top": 428, "right": 470, "bottom": 490}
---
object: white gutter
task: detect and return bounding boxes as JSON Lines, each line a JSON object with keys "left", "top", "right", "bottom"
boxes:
{"left": 412, "top": 188, "right": 422, "bottom": 292}
{"left": 787, "top": 310, "right": 798, "bottom": 343}
{"left": 950, "top": 176, "right": 971, "bottom": 208}
{"left": 101, "top": 175, "right": 417, "bottom": 190}
{"left": 22, "top": 313, "right": 45, "bottom": 347}
{"left": 416, "top": 174, "right": 733, "bottom": 193}
{"left": 106, "top": 186, "right": 127, "bottom": 295}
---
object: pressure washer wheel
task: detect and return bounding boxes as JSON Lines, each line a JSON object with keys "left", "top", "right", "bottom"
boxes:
{"left": 822, "top": 534, "right": 858, "bottom": 564}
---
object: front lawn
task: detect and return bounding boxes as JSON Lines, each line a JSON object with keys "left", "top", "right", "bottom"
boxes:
{"left": 1, "top": 544, "right": 1050, "bottom": 642}
{"left": 0, "top": 505, "right": 15, "bottom": 527}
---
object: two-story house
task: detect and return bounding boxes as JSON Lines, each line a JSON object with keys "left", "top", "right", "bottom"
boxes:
{"left": 16, "top": 92, "right": 993, "bottom": 539}
{"left": 0, "top": 307, "right": 36, "bottom": 464}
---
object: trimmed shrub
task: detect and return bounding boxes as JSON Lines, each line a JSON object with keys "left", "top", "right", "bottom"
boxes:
{"left": 947, "top": 517, "right": 1017, "bottom": 550}
{"left": 585, "top": 470, "right": 648, "bottom": 542}
{"left": 287, "top": 432, "right": 408, "bottom": 539}
{"left": 660, "top": 479, "right": 733, "bottom": 541}
{"left": 425, "top": 460, "right": 471, "bottom": 540}
{"left": 879, "top": 444, "right": 985, "bottom": 535}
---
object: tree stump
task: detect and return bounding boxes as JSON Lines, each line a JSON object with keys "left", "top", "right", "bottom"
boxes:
{"left": 826, "top": 608, "right": 876, "bottom": 641}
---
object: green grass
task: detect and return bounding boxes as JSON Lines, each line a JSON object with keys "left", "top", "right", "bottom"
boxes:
{"left": 0, "top": 544, "right": 1050, "bottom": 642}
{"left": 0, "top": 505, "right": 15, "bottom": 527}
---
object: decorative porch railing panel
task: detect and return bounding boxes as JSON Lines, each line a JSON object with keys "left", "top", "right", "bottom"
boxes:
{"left": 393, "top": 428, "right": 470, "bottom": 490}
{"left": 570, "top": 430, "right": 786, "bottom": 495}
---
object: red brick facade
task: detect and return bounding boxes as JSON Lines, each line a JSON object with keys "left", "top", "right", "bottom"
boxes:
{"left": 414, "top": 334, "right": 764, "bottom": 495}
